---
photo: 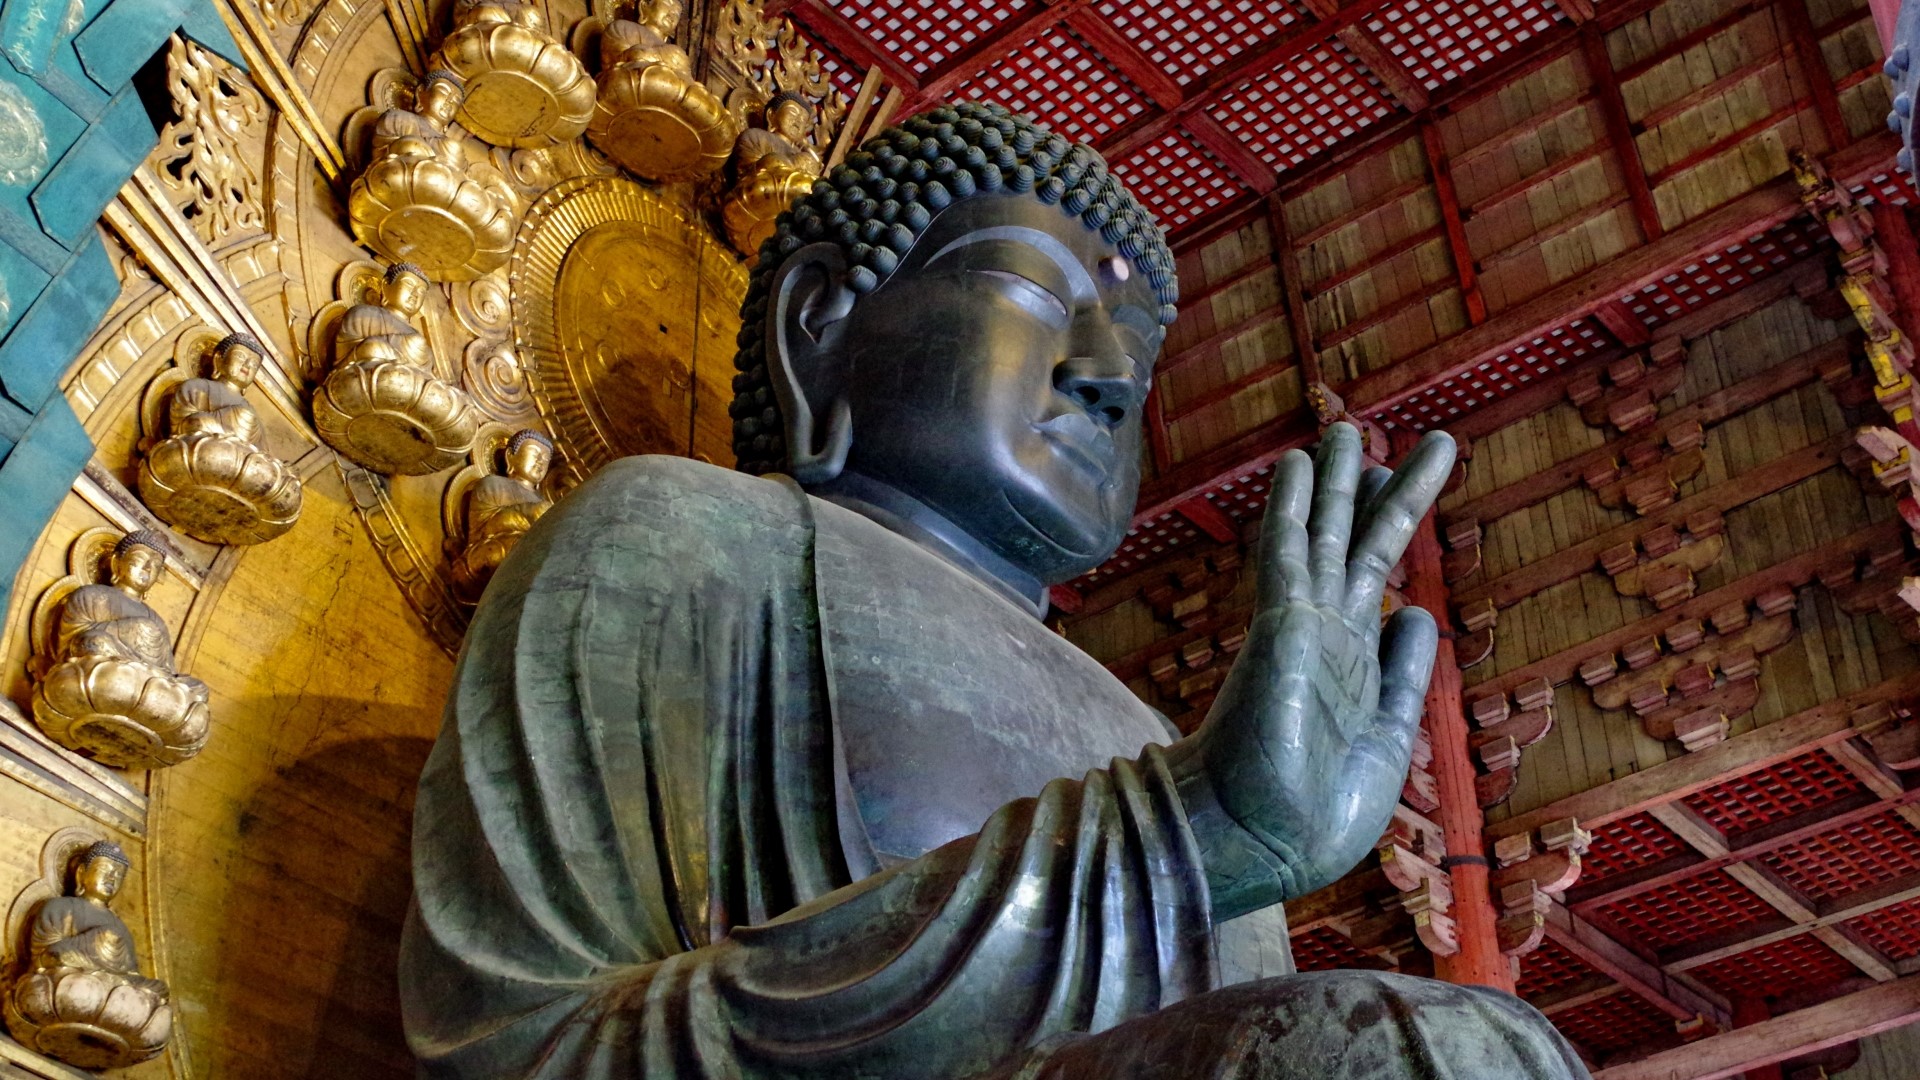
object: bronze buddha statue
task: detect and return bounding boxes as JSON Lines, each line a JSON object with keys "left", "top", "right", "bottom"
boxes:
{"left": 5, "top": 841, "right": 171, "bottom": 1069}
{"left": 585, "top": 0, "right": 736, "bottom": 182}
{"left": 348, "top": 70, "right": 516, "bottom": 281}
{"left": 32, "top": 531, "right": 211, "bottom": 769}
{"left": 312, "top": 262, "right": 481, "bottom": 475}
{"left": 403, "top": 103, "right": 1587, "bottom": 1079}
{"left": 720, "top": 90, "right": 825, "bottom": 257}
{"left": 450, "top": 429, "right": 555, "bottom": 603}
{"left": 138, "top": 333, "right": 304, "bottom": 546}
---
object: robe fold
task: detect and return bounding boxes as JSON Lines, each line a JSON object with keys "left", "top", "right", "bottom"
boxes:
{"left": 401, "top": 457, "right": 1217, "bottom": 1077}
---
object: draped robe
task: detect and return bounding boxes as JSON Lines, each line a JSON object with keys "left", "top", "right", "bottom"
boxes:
{"left": 401, "top": 456, "right": 1588, "bottom": 1079}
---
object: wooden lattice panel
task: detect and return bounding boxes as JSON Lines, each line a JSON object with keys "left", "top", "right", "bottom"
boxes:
{"left": 1579, "top": 812, "right": 1691, "bottom": 891}
{"left": 1517, "top": 936, "right": 1601, "bottom": 1000}
{"left": 1094, "top": 0, "right": 1304, "bottom": 87}
{"left": 1680, "top": 750, "right": 1869, "bottom": 838}
{"left": 1112, "top": 128, "right": 1250, "bottom": 233}
{"left": 1549, "top": 989, "right": 1676, "bottom": 1057}
{"left": 1758, "top": 810, "right": 1920, "bottom": 906}
{"left": 1591, "top": 869, "right": 1777, "bottom": 953}
{"left": 1380, "top": 319, "right": 1606, "bottom": 430}
{"left": 1198, "top": 463, "right": 1277, "bottom": 526}
{"left": 1209, "top": 41, "right": 1399, "bottom": 172}
{"left": 1078, "top": 510, "right": 1205, "bottom": 587}
{"left": 1291, "top": 924, "right": 1378, "bottom": 972}
{"left": 1619, "top": 220, "right": 1825, "bottom": 328}
{"left": 1843, "top": 896, "right": 1920, "bottom": 962}
{"left": 1687, "top": 933, "right": 1860, "bottom": 1000}
{"left": 833, "top": 0, "right": 1028, "bottom": 76}
{"left": 1364, "top": 0, "right": 1565, "bottom": 91}
{"left": 950, "top": 24, "right": 1152, "bottom": 145}
{"left": 1851, "top": 170, "right": 1919, "bottom": 208}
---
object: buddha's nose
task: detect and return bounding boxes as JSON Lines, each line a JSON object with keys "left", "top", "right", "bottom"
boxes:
{"left": 1054, "top": 353, "right": 1143, "bottom": 430}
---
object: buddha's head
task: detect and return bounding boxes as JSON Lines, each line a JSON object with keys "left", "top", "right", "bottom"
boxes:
{"left": 730, "top": 103, "right": 1176, "bottom": 586}
{"left": 505, "top": 429, "right": 553, "bottom": 485}
{"left": 73, "top": 841, "right": 129, "bottom": 904}
{"left": 766, "top": 92, "right": 813, "bottom": 147}
{"left": 415, "top": 71, "right": 464, "bottom": 128}
{"left": 384, "top": 262, "right": 431, "bottom": 318}
{"left": 640, "top": 0, "right": 681, "bottom": 38}
{"left": 109, "top": 531, "right": 168, "bottom": 598}
{"left": 213, "top": 333, "right": 264, "bottom": 389}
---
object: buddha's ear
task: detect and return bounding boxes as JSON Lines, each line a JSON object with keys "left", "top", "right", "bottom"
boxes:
{"left": 766, "top": 242, "right": 856, "bottom": 484}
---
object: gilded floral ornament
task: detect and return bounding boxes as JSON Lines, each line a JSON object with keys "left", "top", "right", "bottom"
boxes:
{"left": 347, "top": 70, "right": 517, "bottom": 280}
{"left": 445, "top": 426, "right": 555, "bottom": 603}
{"left": 136, "top": 333, "right": 304, "bottom": 545}
{"left": 585, "top": 0, "right": 737, "bottom": 182}
{"left": 154, "top": 34, "right": 267, "bottom": 244}
{"left": 435, "top": 0, "right": 596, "bottom": 149}
{"left": 313, "top": 262, "right": 480, "bottom": 474}
{"left": 4, "top": 833, "right": 170, "bottom": 1069}
{"left": 0, "top": 79, "right": 48, "bottom": 187}
{"left": 29, "top": 530, "right": 211, "bottom": 769}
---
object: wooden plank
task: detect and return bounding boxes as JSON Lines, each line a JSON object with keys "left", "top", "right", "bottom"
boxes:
{"left": 1592, "top": 975, "right": 1920, "bottom": 1080}
{"left": 1545, "top": 900, "right": 1732, "bottom": 1025}
{"left": 1488, "top": 669, "right": 1920, "bottom": 839}
{"left": 1341, "top": 132, "right": 1897, "bottom": 418}
{"left": 1452, "top": 436, "right": 1848, "bottom": 612}
{"left": 1444, "top": 336, "right": 1846, "bottom": 528}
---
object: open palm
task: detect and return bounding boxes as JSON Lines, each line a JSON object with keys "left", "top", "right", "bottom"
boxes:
{"left": 1168, "top": 422, "right": 1456, "bottom": 920}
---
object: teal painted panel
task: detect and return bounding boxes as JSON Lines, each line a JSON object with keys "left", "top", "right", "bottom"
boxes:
{"left": 0, "top": 230, "right": 50, "bottom": 341}
{"left": 28, "top": 81, "right": 154, "bottom": 247}
{"left": 72, "top": 0, "right": 189, "bottom": 92}
{"left": 0, "top": 229, "right": 114, "bottom": 412}
{"left": 0, "top": 0, "right": 72, "bottom": 77}
{"left": 0, "top": 60, "right": 85, "bottom": 235}
{"left": 39, "top": 39, "right": 109, "bottom": 121}
{"left": 176, "top": 1, "right": 242, "bottom": 70}
{"left": 0, "top": 391, "right": 90, "bottom": 615}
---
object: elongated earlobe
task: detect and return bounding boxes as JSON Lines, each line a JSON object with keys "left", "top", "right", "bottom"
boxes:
{"left": 767, "top": 242, "right": 856, "bottom": 483}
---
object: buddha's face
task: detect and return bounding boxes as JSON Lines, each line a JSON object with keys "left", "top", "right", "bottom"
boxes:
{"left": 75, "top": 856, "right": 123, "bottom": 902}
{"left": 643, "top": 0, "right": 681, "bottom": 35}
{"left": 386, "top": 271, "right": 429, "bottom": 316}
{"left": 416, "top": 79, "right": 461, "bottom": 125}
{"left": 770, "top": 99, "right": 811, "bottom": 145}
{"left": 507, "top": 439, "right": 552, "bottom": 484}
{"left": 217, "top": 342, "right": 262, "bottom": 387}
{"left": 110, "top": 545, "right": 163, "bottom": 596}
{"left": 773, "top": 192, "right": 1165, "bottom": 583}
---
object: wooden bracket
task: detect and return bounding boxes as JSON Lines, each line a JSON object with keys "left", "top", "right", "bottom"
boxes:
{"left": 1377, "top": 804, "right": 1457, "bottom": 957}
{"left": 1852, "top": 698, "right": 1920, "bottom": 770}
{"left": 1491, "top": 817, "right": 1591, "bottom": 960}
{"left": 1460, "top": 679, "right": 1555, "bottom": 808}
{"left": 1600, "top": 513, "right": 1728, "bottom": 608}
{"left": 1586, "top": 421, "right": 1708, "bottom": 515}
{"left": 1566, "top": 346, "right": 1687, "bottom": 434}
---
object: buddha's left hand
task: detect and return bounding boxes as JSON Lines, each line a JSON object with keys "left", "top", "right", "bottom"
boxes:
{"left": 1167, "top": 422, "right": 1456, "bottom": 920}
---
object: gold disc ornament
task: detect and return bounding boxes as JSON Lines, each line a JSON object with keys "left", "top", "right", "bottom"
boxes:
{"left": 439, "top": 20, "right": 596, "bottom": 148}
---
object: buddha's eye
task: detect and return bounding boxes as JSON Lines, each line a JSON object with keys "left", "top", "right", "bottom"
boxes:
{"left": 971, "top": 269, "right": 1069, "bottom": 321}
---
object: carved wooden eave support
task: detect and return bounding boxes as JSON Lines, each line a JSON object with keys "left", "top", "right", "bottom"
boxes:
{"left": 1599, "top": 511, "right": 1727, "bottom": 609}
{"left": 1566, "top": 338, "right": 1688, "bottom": 436}
{"left": 1460, "top": 678, "right": 1556, "bottom": 807}
{"left": 1376, "top": 805, "right": 1458, "bottom": 959}
{"left": 1491, "top": 818, "right": 1591, "bottom": 966}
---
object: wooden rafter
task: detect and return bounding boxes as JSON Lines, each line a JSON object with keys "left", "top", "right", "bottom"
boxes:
{"left": 1592, "top": 975, "right": 1920, "bottom": 1080}
{"left": 1544, "top": 900, "right": 1732, "bottom": 1026}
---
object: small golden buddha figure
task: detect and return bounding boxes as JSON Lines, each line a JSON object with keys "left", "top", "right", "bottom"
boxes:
{"left": 586, "top": 0, "right": 736, "bottom": 182}
{"left": 349, "top": 70, "right": 516, "bottom": 281}
{"left": 5, "top": 843, "right": 169, "bottom": 1069}
{"left": 452, "top": 429, "right": 554, "bottom": 602}
{"left": 137, "top": 334, "right": 304, "bottom": 546}
{"left": 314, "top": 263, "right": 480, "bottom": 475}
{"left": 5, "top": 841, "right": 171, "bottom": 1070}
{"left": 720, "top": 91, "right": 825, "bottom": 256}
{"left": 436, "top": 0, "right": 595, "bottom": 150}
{"left": 32, "top": 532, "right": 210, "bottom": 769}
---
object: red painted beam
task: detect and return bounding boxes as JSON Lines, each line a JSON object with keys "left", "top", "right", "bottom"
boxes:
{"left": 905, "top": 0, "right": 1100, "bottom": 110}
{"left": 1582, "top": 24, "right": 1665, "bottom": 242}
{"left": 1422, "top": 123, "right": 1487, "bottom": 325}
{"left": 788, "top": 0, "right": 922, "bottom": 91}
{"left": 1780, "top": 0, "right": 1855, "bottom": 153}
{"left": 1270, "top": 192, "right": 1327, "bottom": 389}
{"left": 1175, "top": 497, "right": 1239, "bottom": 543}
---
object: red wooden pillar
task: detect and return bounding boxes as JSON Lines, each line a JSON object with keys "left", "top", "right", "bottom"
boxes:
{"left": 1398, "top": 435, "right": 1512, "bottom": 992}
{"left": 1873, "top": 202, "right": 1920, "bottom": 342}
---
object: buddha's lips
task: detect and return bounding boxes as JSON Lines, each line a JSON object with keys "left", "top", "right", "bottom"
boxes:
{"left": 1034, "top": 411, "right": 1116, "bottom": 481}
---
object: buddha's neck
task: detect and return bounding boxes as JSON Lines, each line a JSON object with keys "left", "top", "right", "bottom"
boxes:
{"left": 811, "top": 472, "right": 1049, "bottom": 619}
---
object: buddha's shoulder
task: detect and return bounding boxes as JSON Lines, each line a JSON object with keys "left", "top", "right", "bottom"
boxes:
{"left": 542, "top": 456, "right": 808, "bottom": 552}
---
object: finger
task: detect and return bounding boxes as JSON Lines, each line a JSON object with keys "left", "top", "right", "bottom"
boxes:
{"left": 1349, "top": 464, "right": 1393, "bottom": 574}
{"left": 1342, "top": 430, "right": 1457, "bottom": 624}
{"left": 1308, "top": 422, "right": 1363, "bottom": 607}
{"left": 1257, "top": 449, "right": 1315, "bottom": 608}
{"left": 1375, "top": 604, "right": 1439, "bottom": 746}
